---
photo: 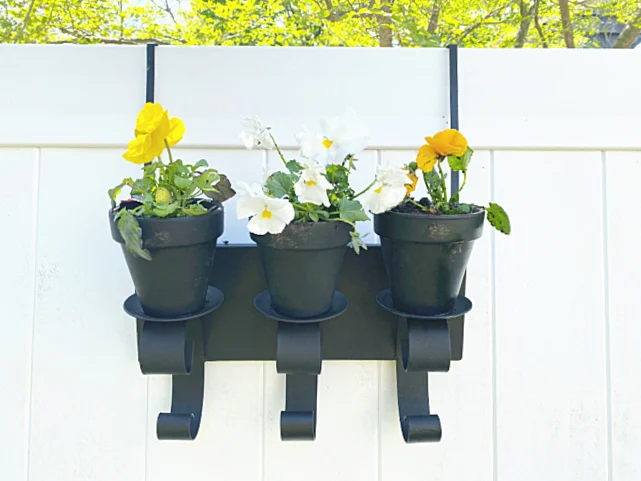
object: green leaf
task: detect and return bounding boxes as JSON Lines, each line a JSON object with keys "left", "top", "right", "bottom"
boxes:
{"left": 108, "top": 177, "right": 133, "bottom": 206}
{"left": 184, "top": 202, "right": 209, "bottom": 216}
{"left": 349, "top": 230, "right": 368, "bottom": 255}
{"left": 285, "top": 160, "right": 303, "bottom": 173}
{"left": 447, "top": 148, "right": 473, "bottom": 172}
{"left": 174, "top": 176, "right": 192, "bottom": 190}
{"left": 265, "top": 171, "right": 294, "bottom": 198}
{"left": 193, "top": 159, "right": 209, "bottom": 169}
{"left": 487, "top": 202, "right": 511, "bottom": 235}
{"left": 152, "top": 201, "right": 181, "bottom": 218}
{"left": 309, "top": 211, "right": 319, "bottom": 222}
{"left": 194, "top": 170, "right": 221, "bottom": 191}
{"left": 205, "top": 174, "right": 236, "bottom": 203}
{"left": 116, "top": 209, "right": 151, "bottom": 261}
{"left": 338, "top": 198, "right": 369, "bottom": 223}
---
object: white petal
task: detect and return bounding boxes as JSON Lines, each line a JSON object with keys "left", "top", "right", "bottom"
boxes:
{"left": 237, "top": 196, "right": 266, "bottom": 220}
{"left": 297, "top": 131, "right": 325, "bottom": 161}
{"left": 269, "top": 199, "right": 295, "bottom": 224}
{"left": 264, "top": 216, "right": 288, "bottom": 234}
{"left": 239, "top": 131, "right": 256, "bottom": 150}
{"left": 247, "top": 215, "right": 271, "bottom": 235}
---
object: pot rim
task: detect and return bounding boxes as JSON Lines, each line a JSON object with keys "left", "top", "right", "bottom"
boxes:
{"left": 379, "top": 208, "right": 485, "bottom": 221}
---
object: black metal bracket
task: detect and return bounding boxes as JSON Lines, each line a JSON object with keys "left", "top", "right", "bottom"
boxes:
{"left": 276, "top": 323, "right": 321, "bottom": 441}
{"left": 138, "top": 318, "right": 205, "bottom": 440}
{"left": 395, "top": 317, "right": 450, "bottom": 443}
{"left": 145, "top": 43, "right": 157, "bottom": 103}
{"left": 376, "top": 290, "right": 472, "bottom": 443}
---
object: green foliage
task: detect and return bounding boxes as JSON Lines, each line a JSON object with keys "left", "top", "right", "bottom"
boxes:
{"left": 413, "top": 146, "right": 510, "bottom": 234}
{"left": 338, "top": 198, "right": 369, "bottom": 223}
{"left": 4, "top": 0, "right": 640, "bottom": 50}
{"left": 265, "top": 171, "right": 295, "bottom": 198}
{"left": 487, "top": 202, "right": 511, "bottom": 235}
{"left": 115, "top": 209, "right": 151, "bottom": 261}
{"left": 109, "top": 156, "right": 234, "bottom": 260}
{"left": 447, "top": 148, "right": 473, "bottom": 172}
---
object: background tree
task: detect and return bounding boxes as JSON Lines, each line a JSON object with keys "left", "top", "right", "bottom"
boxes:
{"left": 2, "top": 0, "right": 640, "bottom": 48}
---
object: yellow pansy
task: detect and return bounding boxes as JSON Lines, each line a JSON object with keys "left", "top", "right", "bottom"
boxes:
{"left": 425, "top": 129, "right": 468, "bottom": 157}
{"left": 123, "top": 102, "right": 186, "bottom": 164}
{"left": 404, "top": 170, "right": 418, "bottom": 196}
{"left": 416, "top": 144, "right": 438, "bottom": 172}
{"left": 123, "top": 134, "right": 154, "bottom": 165}
{"left": 166, "top": 117, "right": 186, "bottom": 147}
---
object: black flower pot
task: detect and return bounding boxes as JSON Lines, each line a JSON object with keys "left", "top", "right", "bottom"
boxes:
{"left": 110, "top": 202, "right": 224, "bottom": 318}
{"left": 251, "top": 222, "right": 351, "bottom": 318}
{"left": 374, "top": 210, "right": 484, "bottom": 316}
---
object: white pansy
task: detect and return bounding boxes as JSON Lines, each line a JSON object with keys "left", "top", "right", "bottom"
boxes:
{"left": 294, "top": 161, "right": 333, "bottom": 207}
{"left": 239, "top": 115, "right": 275, "bottom": 150}
{"left": 235, "top": 181, "right": 295, "bottom": 235}
{"left": 296, "top": 108, "right": 369, "bottom": 164}
{"left": 364, "top": 168, "right": 410, "bottom": 214}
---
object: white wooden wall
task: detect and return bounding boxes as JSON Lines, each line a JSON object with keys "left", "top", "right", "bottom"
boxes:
{"left": 1, "top": 45, "right": 640, "bottom": 481}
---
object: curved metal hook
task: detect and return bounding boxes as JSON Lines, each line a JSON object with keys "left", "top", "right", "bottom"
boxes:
{"left": 276, "top": 323, "right": 321, "bottom": 441}
{"left": 395, "top": 317, "right": 451, "bottom": 443}
{"left": 138, "top": 319, "right": 205, "bottom": 441}
{"left": 400, "top": 318, "right": 451, "bottom": 373}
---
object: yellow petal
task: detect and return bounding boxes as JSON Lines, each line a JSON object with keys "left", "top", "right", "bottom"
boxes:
{"left": 404, "top": 171, "right": 418, "bottom": 196}
{"left": 425, "top": 129, "right": 468, "bottom": 157}
{"left": 416, "top": 144, "right": 438, "bottom": 172}
{"left": 166, "top": 117, "right": 185, "bottom": 147}
{"left": 147, "top": 110, "right": 170, "bottom": 157}
{"left": 123, "top": 134, "right": 154, "bottom": 165}
{"left": 135, "top": 102, "right": 166, "bottom": 134}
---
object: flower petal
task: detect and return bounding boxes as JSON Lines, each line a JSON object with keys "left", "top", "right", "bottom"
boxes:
{"left": 135, "top": 102, "right": 166, "bottom": 134}
{"left": 166, "top": 117, "right": 185, "bottom": 147}
{"left": 122, "top": 134, "right": 153, "bottom": 164}
{"left": 416, "top": 144, "right": 438, "bottom": 172}
{"left": 237, "top": 196, "right": 266, "bottom": 220}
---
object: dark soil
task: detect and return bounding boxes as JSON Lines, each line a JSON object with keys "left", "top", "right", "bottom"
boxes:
{"left": 391, "top": 198, "right": 482, "bottom": 215}
{"left": 392, "top": 197, "right": 439, "bottom": 214}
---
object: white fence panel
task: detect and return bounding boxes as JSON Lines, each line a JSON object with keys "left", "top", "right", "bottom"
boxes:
{"left": 0, "top": 148, "right": 38, "bottom": 481}
{"left": 604, "top": 151, "right": 641, "bottom": 481}
{"left": 493, "top": 151, "right": 609, "bottom": 481}
{"left": 0, "top": 45, "right": 640, "bottom": 481}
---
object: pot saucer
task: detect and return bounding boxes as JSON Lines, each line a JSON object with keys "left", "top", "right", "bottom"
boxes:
{"left": 124, "top": 286, "right": 224, "bottom": 322}
{"left": 254, "top": 290, "right": 348, "bottom": 324}
{"left": 376, "top": 289, "right": 472, "bottom": 320}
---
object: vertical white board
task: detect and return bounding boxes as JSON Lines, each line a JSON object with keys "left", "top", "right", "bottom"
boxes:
{"left": 28, "top": 148, "right": 147, "bottom": 481}
{"left": 146, "top": 362, "right": 265, "bottom": 481}
{"left": 379, "top": 151, "right": 494, "bottom": 481}
{"left": 604, "top": 151, "right": 641, "bottom": 481}
{"left": 0, "top": 148, "right": 38, "bottom": 481}
{"left": 493, "top": 151, "right": 608, "bottom": 481}
{"left": 263, "top": 361, "right": 379, "bottom": 481}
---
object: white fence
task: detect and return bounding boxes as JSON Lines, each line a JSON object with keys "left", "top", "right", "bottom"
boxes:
{"left": 1, "top": 45, "right": 640, "bottom": 481}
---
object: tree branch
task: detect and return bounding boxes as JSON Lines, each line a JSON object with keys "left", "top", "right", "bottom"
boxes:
{"left": 613, "top": 8, "right": 641, "bottom": 48}
{"left": 533, "top": 0, "right": 548, "bottom": 47}
{"left": 13, "top": 0, "right": 37, "bottom": 43}
{"left": 427, "top": 0, "right": 441, "bottom": 34}
{"left": 379, "top": 0, "right": 393, "bottom": 47}
{"left": 558, "top": 0, "right": 575, "bottom": 48}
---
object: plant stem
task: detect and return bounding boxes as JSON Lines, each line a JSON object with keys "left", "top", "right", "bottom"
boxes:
{"left": 452, "top": 169, "right": 468, "bottom": 203}
{"left": 164, "top": 141, "right": 174, "bottom": 163}
{"left": 405, "top": 197, "right": 429, "bottom": 212}
{"left": 352, "top": 179, "right": 376, "bottom": 199}
{"left": 436, "top": 158, "right": 448, "bottom": 203}
{"left": 269, "top": 132, "right": 288, "bottom": 167}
